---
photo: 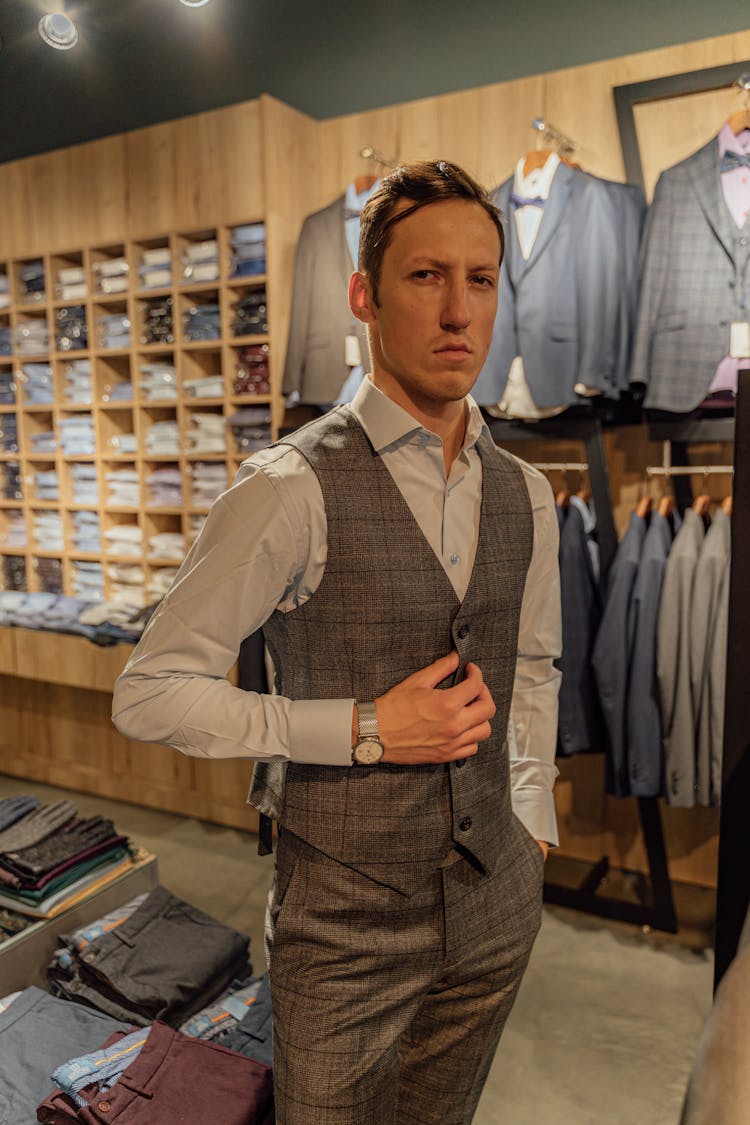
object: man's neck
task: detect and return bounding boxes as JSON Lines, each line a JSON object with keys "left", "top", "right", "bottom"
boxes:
{"left": 369, "top": 373, "right": 467, "bottom": 473}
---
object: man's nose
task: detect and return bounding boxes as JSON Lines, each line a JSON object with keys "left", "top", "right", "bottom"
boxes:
{"left": 440, "top": 283, "right": 471, "bottom": 331}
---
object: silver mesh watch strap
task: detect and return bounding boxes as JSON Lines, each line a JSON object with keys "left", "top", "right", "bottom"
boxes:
{"left": 358, "top": 702, "right": 379, "bottom": 738}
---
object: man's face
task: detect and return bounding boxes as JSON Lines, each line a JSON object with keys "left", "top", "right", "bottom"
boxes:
{"left": 355, "top": 198, "right": 501, "bottom": 412}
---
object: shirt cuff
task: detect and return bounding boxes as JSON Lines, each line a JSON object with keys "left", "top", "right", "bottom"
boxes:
{"left": 288, "top": 699, "right": 355, "bottom": 766}
{"left": 511, "top": 788, "right": 559, "bottom": 848}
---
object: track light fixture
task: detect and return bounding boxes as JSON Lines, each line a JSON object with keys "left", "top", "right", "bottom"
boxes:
{"left": 179, "top": 0, "right": 212, "bottom": 7}
{"left": 38, "top": 11, "right": 79, "bottom": 50}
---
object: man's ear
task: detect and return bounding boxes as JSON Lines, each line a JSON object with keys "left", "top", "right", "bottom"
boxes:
{"left": 349, "top": 271, "right": 377, "bottom": 325}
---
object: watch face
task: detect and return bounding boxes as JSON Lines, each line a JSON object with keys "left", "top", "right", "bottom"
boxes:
{"left": 354, "top": 739, "right": 384, "bottom": 765}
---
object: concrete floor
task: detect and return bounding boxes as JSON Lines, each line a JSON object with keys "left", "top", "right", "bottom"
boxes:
{"left": 0, "top": 775, "right": 714, "bottom": 1124}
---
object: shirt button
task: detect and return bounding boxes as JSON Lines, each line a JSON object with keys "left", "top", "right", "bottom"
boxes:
{"left": 740, "top": 237, "right": 748, "bottom": 247}
{"left": 459, "top": 816, "right": 473, "bottom": 832}
{"left": 457, "top": 623, "right": 469, "bottom": 639}
{"left": 450, "top": 553, "right": 459, "bottom": 566}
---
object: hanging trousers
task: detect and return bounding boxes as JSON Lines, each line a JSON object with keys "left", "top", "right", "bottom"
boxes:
{"left": 267, "top": 815, "right": 544, "bottom": 1125}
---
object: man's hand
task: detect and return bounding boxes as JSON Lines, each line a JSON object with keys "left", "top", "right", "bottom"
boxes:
{"left": 363, "top": 651, "right": 496, "bottom": 765}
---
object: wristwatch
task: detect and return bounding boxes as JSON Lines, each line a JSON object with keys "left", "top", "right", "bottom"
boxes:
{"left": 352, "top": 702, "right": 385, "bottom": 765}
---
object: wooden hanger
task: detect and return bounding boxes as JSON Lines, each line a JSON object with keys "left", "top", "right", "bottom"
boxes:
{"left": 523, "top": 148, "right": 554, "bottom": 177}
{"left": 555, "top": 489, "right": 570, "bottom": 509}
{"left": 636, "top": 496, "right": 653, "bottom": 519}
{"left": 576, "top": 486, "right": 592, "bottom": 504}
{"left": 727, "top": 108, "right": 750, "bottom": 135}
{"left": 692, "top": 494, "right": 712, "bottom": 518}
{"left": 721, "top": 495, "right": 733, "bottom": 516}
{"left": 353, "top": 174, "right": 378, "bottom": 195}
{"left": 658, "top": 495, "right": 674, "bottom": 517}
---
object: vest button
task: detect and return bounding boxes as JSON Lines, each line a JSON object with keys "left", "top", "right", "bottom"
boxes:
{"left": 459, "top": 816, "right": 473, "bottom": 831}
{"left": 455, "top": 760, "right": 466, "bottom": 769}
{"left": 98, "top": 1103, "right": 112, "bottom": 1113}
{"left": 457, "top": 624, "right": 469, "bottom": 639}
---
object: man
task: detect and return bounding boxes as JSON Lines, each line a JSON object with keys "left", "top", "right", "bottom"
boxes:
{"left": 112, "top": 159, "right": 561, "bottom": 1124}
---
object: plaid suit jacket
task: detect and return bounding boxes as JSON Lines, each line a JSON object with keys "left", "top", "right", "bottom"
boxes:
{"left": 630, "top": 135, "right": 750, "bottom": 412}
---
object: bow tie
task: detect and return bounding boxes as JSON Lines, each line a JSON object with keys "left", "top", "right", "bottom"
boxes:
{"left": 510, "top": 192, "right": 546, "bottom": 208}
{"left": 720, "top": 150, "right": 750, "bottom": 173}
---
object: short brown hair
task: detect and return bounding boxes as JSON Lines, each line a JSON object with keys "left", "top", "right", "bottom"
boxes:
{"left": 358, "top": 160, "right": 504, "bottom": 305}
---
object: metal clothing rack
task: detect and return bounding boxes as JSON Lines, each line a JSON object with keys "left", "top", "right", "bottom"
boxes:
{"left": 488, "top": 413, "right": 678, "bottom": 932}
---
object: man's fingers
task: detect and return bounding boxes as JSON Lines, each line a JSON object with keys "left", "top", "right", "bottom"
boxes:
{"left": 442, "top": 661, "right": 484, "bottom": 707}
{"left": 410, "top": 650, "right": 460, "bottom": 690}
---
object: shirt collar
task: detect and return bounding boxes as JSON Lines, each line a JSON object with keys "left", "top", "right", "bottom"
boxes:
{"left": 350, "top": 376, "right": 491, "bottom": 454}
{"left": 719, "top": 121, "right": 750, "bottom": 157}
{"left": 514, "top": 151, "right": 561, "bottom": 199}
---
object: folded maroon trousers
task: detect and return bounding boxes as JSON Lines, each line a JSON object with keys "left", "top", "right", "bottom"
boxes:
{"left": 36, "top": 1021, "right": 274, "bottom": 1124}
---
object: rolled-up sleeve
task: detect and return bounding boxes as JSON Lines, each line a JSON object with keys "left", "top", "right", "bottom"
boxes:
{"left": 509, "top": 468, "right": 562, "bottom": 845}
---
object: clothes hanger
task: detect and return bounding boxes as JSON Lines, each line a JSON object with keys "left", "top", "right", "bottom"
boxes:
{"left": 657, "top": 494, "right": 674, "bottom": 518}
{"left": 522, "top": 147, "right": 554, "bottom": 177}
{"left": 636, "top": 495, "right": 653, "bottom": 519}
{"left": 576, "top": 486, "right": 592, "bottom": 504}
{"left": 692, "top": 494, "right": 712, "bottom": 519}
{"left": 353, "top": 174, "right": 379, "bottom": 195}
{"left": 721, "top": 494, "right": 733, "bottom": 516}
{"left": 727, "top": 73, "right": 750, "bottom": 135}
{"left": 555, "top": 489, "right": 571, "bottom": 509}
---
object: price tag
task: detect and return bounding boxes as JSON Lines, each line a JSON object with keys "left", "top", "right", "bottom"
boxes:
{"left": 730, "top": 321, "right": 750, "bottom": 359}
{"left": 345, "top": 334, "right": 362, "bottom": 367}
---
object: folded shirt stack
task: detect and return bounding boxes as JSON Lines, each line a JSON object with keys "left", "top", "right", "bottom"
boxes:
{"left": 0, "top": 325, "right": 12, "bottom": 355}
{"left": 18, "top": 259, "right": 46, "bottom": 301}
{"left": 58, "top": 415, "right": 95, "bottom": 457}
{"left": 183, "top": 302, "right": 221, "bottom": 341}
{"left": 139, "top": 361, "right": 178, "bottom": 401}
{"left": 230, "top": 407, "right": 272, "bottom": 454}
{"left": 104, "top": 524, "right": 143, "bottom": 558}
{"left": 71, "top": 510, "right": 100, "bottom": 553}
{"left": 233, "top": 343, "right": 270, "bottom": 395}
{"left": 17, "top": 361, "right": 54, "bottom": 404}
{"left": 147, "top": 566, "right": 179, "bottom": 600}
{"left": 71, "top": 561, "right": 104, "bottom": 601}
{"left": 140, "top": 297, "right": 174, "bottom": 345}
{"left": 97, "top": 312, "right": 131, "bottom": 350}
{"left": 55, "top": 306, "right": 88, "bottom": 352}
{"left": 62, "top": 359, "right": 93, "bottom": 404}
{"left": 185, "top": 412, "right": 226, "bottom": 453}
{"left": 70, "top": 462, "right": 99, "bottom": 505}
{"left": 0, "top": 369, "right": 15, "bottom": 404}
{"left": 105, "top": 468, "right": 139, "bottom": 507}
{"left": 34, "top": 557, "right": 64, "bottom": 594}
{"left": 77, "top": 599, "right": 150, "bottom": 641}
{"left": 3, "top": 511, "right": 26, "bottom": 548}
{"left": 230, "top": 222, "right": 266, "bottom": 278}
{"left": 0, "top": 272, "right": 10, "bottom": 309}
{"left": 29, "top": 428, "right": 57, "bottom": 455}
{"left": 183, "top": 374, "right": 224, "bottom": 398}
{"left": 147, "top": 532, "right": 185, "bottom": 561}
{"left": 2, "top": 461, "right": 22, "bottom": 500}
{"left": 231, "top": 289, "right": 268, "bottom": 336}
{"left": 93, "top": 257, "right": 129, "bottom": 296}
{"left": 144, "top": 419, "right": 180, "bottom": 456}
{"left": 56, "top": 265, "right": 88, "bottom": 303}
{"left": 103, "top": 378, "right": 134, "bottom": 403}
{"left": 106, "top": 562, "right": 146, "bottom": 606}
{"left": 33, "top": 511, "right": 63, "bottom": 551}
{"left": 181, "top": 239, "right": 219, "bottom": 283}
{"left": 33, "top": 468, "right": 59, "bottom": 502}
{"left": 14, "top": 318, "right": 49, "bottom": 355}
{"left": 0, "top": 413, "right": 19, "bottom": 452}
{"left": 189, "top": 461, "right": 228, "bottom": 506}
{"left": 146, "top": 465, "right": 182, "bottom": 506}
{"left": 106, "top": 431, "right": 138, "bottom": 456}
{"left": 139, "top": 246, "right": 172, "bottom": 289}
{"left": 3, "top": 556, "right": 26, "bottom": 590}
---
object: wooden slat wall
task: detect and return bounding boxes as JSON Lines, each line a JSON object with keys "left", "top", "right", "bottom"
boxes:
{"left": 1, "top": 29, "right": 749, "bottom": 885}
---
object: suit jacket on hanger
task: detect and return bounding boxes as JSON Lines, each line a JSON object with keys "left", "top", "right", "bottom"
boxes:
{"left": 473, "top": 164, "right": 632, "bottom": 410}
{"left": 692, "top": 509, "right": 731, "bottom": 805}
{"left": 282, "top": 196, "right": 369, "bottom": 405}
{"left": 630, "top": 134, "right": 750, "bottom": 412}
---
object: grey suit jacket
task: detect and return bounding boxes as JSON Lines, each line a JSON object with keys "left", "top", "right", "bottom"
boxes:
{"left": 692, "top": 509, "right": 731, "bottom": 805}
{"left": 473, "top": 165, "right": 635, "bottom": 409}
{"left": 630, "top": 134, "right": 750, "bottom": 412}
{"left": 657, "top": 508, "right": 704, "bottom": 807}
{"left": 282, "top": 195, "right": 369, "bottom": 404}
{"left": 592, "top": 511, "right": 648, "bottom": 797}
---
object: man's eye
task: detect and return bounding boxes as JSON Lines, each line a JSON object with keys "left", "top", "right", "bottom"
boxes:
{"left": 471, "top": 275, "right": 494, "bottom": 288}
{"left": 411, "top": 270, "right": 436, "bottom": 280}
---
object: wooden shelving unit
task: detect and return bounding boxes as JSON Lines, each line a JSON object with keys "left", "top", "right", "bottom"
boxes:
{"left": 0, "top": 224, "right": 277, "bottom": 601}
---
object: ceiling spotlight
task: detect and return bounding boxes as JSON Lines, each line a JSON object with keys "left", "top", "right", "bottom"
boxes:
{"left": 179, "top": 0, "right": 212, "bottom": 6}
{"left": 39, "top": 12, "right": 79, "bottom": 50}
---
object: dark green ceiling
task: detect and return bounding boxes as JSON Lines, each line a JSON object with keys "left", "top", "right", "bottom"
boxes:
{"left": 1, "top": 0, "right": 748, "bottom": 164}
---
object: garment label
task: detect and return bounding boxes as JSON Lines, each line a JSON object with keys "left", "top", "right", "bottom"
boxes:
{"left": 345, "top": 334, "right": 361, "bottom": 367}
{"left": 730, "top": 321, "right": 750, "bottom": 359}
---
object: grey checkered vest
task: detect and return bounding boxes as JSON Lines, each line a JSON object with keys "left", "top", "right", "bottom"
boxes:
{"left": 248, "top": 406, "right": 533, "bottom": 894}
